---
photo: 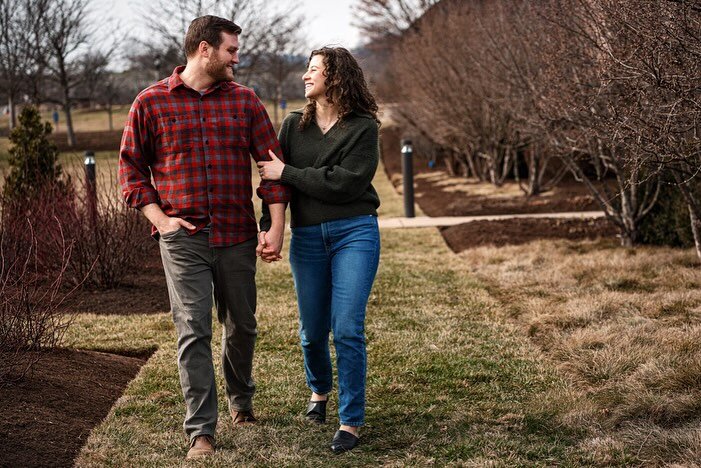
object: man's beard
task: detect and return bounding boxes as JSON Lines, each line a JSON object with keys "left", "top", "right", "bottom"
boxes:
{"left": 206, "top": 56, "right": 234, "bottom": 82}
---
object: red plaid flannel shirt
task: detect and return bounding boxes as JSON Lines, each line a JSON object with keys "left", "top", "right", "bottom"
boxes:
{"left": 119, "top": 66, "right": 290, "bottom": 247}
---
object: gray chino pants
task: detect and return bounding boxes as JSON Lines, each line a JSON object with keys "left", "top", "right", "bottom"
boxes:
{"left": 159, "top": 228, "right": 257, "bottom": 442}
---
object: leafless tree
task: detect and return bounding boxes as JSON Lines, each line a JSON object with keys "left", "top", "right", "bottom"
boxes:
{"left": 256, "top": 18, "right": 306, "bottom": 124}
{"left": 141, "top": 0, "right": 305, "bottom": 85}
{"left": 571, "top": 0, "right": 701, "bottom": 257}
{"left": 353, "top": 0, "right": 438, "bottom": 41}
{"left": 519, "top": 0, "right": 664, "bottom": 247}
{"left": 39, "top": 0, "right": 116, "bottom": 147}
{"left": 0, "top": 0, "right": 48, "bottom": 130}
{"left": 81, "top": 53, "right": 132, "bottom": 130}
{"left": 387, "top": 1, "right": 521, "bottom": 186}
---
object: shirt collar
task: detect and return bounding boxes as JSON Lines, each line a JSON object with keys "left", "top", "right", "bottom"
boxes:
{"left": 167, "top": 65, "right": 234, "bottom": 94}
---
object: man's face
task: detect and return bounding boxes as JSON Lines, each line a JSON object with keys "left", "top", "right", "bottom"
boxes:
{"left": 205, "top": 32, "right": 239, "bottom": 82}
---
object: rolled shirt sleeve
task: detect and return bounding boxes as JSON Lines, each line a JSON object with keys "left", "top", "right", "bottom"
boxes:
{"left": 119, "top": 98, "right": 160, "bottom": 209}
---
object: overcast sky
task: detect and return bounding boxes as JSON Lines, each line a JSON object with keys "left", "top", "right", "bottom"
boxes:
{"left": 95, "top": 0, "right": 362, "bottom": 53}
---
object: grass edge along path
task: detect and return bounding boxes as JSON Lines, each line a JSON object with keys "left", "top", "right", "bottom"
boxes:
{"left": 69, "top": 164, "right": 588, "bottom": 466}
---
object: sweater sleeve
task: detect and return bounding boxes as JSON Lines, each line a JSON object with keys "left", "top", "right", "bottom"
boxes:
{"left": 258, "top": 115, "right": 294, "bottom": 231}
{"left": 280, "top": 123, "right": 378, "bottom": 204}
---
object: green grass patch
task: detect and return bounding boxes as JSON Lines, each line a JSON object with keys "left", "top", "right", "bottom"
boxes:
{"left": 66, "top": 166, "right": 588, "bottom": 466}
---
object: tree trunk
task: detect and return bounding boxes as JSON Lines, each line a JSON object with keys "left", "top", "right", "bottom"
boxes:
{"left": 63, "top": 102, "right": 76, "bottom": 147}
{"left": 689, "top": 205, "right": 701, "bottom": 262}
{"left": 444, "top": 153, "right": 458, "bottom": 176}
{"left": 671, "top": 167, "right": 701, "bottom": 261}
{"left": 619, "top": 176, "right": 638, "bottom": 247}
{"left": 8, "top": 94, "right": 16, "bottom": 130}
{"left": 107, "top": 104, "right": 113, "bottom": 131}
{"left": 620, "top": 231, "right": 635, "bottom": 248}
{"left": 527, "top": 148, "right": 541, "bottom": 196}
{"left": 272, "top": 98, "right": 279, "bottom": 127}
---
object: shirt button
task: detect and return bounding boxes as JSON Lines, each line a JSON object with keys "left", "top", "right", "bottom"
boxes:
{"left": 209, "top": 187, "right": 213, "bottom": 192}
{"left": 202, "top": 117, "right": 206, "bottom": 122}
{"left": 204, "top": 139, "right": 209, "bottom": 145}
{"left": 207, "top": 164, "right": 212, "bottom": 169}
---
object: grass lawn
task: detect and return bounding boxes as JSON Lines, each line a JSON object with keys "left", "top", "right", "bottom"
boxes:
{"left": 5, "top": 117, "right": 700, "bottom": 463}
{"left": 65, "top": 162, "right": 587, "bottom": 466}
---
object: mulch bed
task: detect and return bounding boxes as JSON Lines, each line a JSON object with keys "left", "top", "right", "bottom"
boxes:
{"left": 1, "top": 348, "right": 150, "bottom": 468}
{"left": 441, "top": 217, "right": 618, "bottom": 252}
{"left": 59, "top": 241, "right": 170, "bottom": 315}
{"left": 380, "top": 125, "right": 617, "bottom": 250}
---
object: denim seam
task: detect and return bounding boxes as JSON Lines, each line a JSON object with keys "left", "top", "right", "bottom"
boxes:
{"left": 309, "top": 385, "right": 333, "bottom": 395}
{"left": 339, "top": 420, "right": 365, "bottom": 427}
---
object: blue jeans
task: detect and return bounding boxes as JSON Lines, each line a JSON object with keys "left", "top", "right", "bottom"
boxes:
{"left": 289, "top": 215, "right": 380, "bottom": 427}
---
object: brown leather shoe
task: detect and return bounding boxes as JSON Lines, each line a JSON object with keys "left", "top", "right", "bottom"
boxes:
{"left": 231, "top": 409, "right": 257, "bottom": 426}
{"left": 186, "top": 434, "right": 215, "bottom": 459}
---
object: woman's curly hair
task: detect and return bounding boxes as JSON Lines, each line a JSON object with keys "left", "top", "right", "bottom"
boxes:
{"left": 300, "top": 47, "right": 380, "bottom": 130}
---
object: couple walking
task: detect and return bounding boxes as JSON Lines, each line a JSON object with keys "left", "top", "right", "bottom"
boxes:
{"left": 118, "top": 15, "right": 381, "bottom": 459}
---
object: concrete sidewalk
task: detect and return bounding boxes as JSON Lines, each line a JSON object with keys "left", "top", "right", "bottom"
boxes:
{"left": 378, "top": 210, "right": 606, "bottom": 228}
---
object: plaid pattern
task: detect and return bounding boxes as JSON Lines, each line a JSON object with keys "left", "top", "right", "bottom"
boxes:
{"left": 119, "top": 66, "right": 290, "bottom": 247}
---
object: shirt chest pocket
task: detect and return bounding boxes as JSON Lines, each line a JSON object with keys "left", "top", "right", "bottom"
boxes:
{"left": 157, "top": 114, "right": 198, "bottom": 154}
{"left": 216, "top": 114, "right": 249, "bottom": 149}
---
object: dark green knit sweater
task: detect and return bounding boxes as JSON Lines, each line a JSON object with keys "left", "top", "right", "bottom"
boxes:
{"left": 278, "top": 110, "right": 381, "bottom": 228}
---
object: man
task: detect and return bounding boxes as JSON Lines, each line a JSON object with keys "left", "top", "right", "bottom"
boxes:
{"left": 119, "top": 15, "right": 290, "bottom": 459}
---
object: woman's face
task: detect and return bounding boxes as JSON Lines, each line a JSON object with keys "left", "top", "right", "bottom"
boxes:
{"left": 302, "top": 54, "right": 327, "bottom": 100}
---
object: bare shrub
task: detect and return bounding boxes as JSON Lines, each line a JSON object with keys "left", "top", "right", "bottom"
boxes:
{"left": 1, "top": 183, "right": 78, "bottom": 276}
{"left": 0, "top": 215, "right": 77, "bottom": 386}
{"left": 64, "top": 175, "right": 152, "bottom": 289}
{"left": 5, "top": 176, "right": 152, "bottom": 289}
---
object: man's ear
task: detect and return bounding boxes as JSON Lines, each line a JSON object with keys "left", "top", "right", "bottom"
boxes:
{"left": 199, "top": 41, "right": 210, "bottom": 58}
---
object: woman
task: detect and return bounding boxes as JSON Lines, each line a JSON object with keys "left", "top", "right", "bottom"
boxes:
{"left": 257, "top": 46, "right": 381, "bottom": 453}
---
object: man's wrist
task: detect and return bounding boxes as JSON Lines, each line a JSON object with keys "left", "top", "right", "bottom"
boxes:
{"left": 141, "top": 204, "right": 169, "bottom": 229}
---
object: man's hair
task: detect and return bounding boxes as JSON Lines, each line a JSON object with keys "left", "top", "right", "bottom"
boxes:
{"left": 184, "top": 15, "right": 242, "bottom": 57}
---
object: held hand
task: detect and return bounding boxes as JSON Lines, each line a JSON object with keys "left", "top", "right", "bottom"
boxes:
{"left": 157, "top": 216, "right": 195, "bottom": 235}
{"left": 257, "top": 149, "right": 285, "bottom": 181}
{"left": 256, "top": 231, "right": 270, "bottom": 261}
{"left": 260, "top": 226, "right": 284, "bottom": 262}
{"left": 256, "top": 230, "right": 280, "bottom": 263}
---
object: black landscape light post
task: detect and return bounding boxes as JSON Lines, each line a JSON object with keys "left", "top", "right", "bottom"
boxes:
{"left": 84, "top": 150, "right": 97, "bottom": 225}
{"left": 401, "top": 139, "right": 415, "bottom": 218}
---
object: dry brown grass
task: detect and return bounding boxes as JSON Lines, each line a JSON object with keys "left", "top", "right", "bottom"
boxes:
{"left": 459, "top": 239, "right": 701, "bottom": 465}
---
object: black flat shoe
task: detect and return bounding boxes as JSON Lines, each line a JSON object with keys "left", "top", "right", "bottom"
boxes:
{"left": 330, "top": 430, "right": 359, "bottom": 453}
{"left": 305, "top": 400, "right": 327, "bottom": 423}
